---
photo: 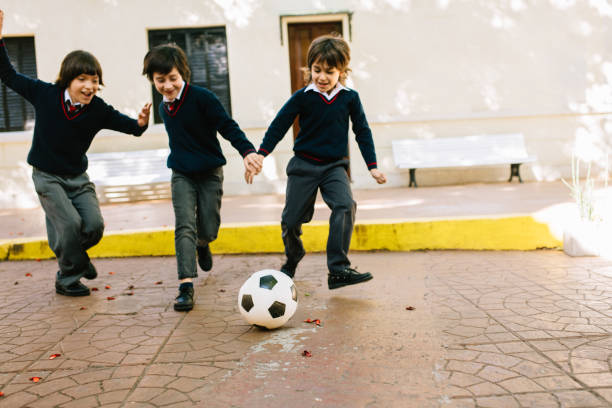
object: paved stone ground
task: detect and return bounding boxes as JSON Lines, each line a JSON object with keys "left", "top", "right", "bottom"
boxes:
{"left": 0, "top": 251, "right": 612, "bottom": 407}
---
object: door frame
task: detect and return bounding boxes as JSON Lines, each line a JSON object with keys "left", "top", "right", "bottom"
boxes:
{"left": 279, "top": 12, "right": 351, "bottom": 46}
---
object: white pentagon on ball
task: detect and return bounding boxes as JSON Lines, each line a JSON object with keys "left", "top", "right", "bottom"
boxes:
{"left": 238, "top": 269, "right": 298, "bottom": 329}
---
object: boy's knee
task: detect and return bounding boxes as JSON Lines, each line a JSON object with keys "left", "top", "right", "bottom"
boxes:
{"left": 332, "top": 199, "right": 356, "bottom": 214}
{"left": 82, "top": 221, "right": 104, "bottom": 246}
{"left": 60, "top": 219, "right": 82, "bottom": 237}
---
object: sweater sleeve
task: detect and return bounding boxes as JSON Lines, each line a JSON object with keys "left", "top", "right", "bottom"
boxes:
{"left": 349, "top": 91, "right": 378, "bottom": 170}
{"left": 203, "top": 90, "right": 255, "bottom": 157}
{"left": 102, "top": 101, "right": 147, "bottom": 136}
{"left": 258, "top": 91, "right": 301, "bottom": 156}
{"left": 0, "top": 39, "right": 43, "bottom": 104}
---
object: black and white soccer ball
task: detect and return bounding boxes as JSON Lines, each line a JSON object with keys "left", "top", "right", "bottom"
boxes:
{"left": 238, "top": 269, "right": 298, "bottom": 329}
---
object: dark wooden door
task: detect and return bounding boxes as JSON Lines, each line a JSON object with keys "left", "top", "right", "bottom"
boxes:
{"left": 287, "top": 22, "right": 342, "bottom": 138}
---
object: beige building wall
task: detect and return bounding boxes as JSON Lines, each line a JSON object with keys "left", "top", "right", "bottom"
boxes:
{"left": 0, "top": 0, "right": 611, "bottom": 208}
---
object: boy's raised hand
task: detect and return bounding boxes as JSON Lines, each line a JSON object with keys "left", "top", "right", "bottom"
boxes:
{"left": 137, "top": 103, "right": 152, "bottom": 127}
{"left": 370, "top": 168, "right": 387, "bottom": 184}
{"left": 243, "top": 152, "right": 263, "bottom": 175}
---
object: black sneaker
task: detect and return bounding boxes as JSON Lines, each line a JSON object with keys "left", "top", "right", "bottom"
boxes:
{"left": 55, "top": 280, "right": 91, "bottom": 297}
{"left": 174, "top": 286, "right": 194, "bottom": 311}
{"left": 328, "top": 267, "right": 373, "bottom": 290}
{"left": 83, "top": 262, "right": 97, "bottom": 280}
{"left": 197, "top": 245, "right": 212, "bottom": 272}
{"left": 280, "top": 260, "right": 298, "bottom": 278}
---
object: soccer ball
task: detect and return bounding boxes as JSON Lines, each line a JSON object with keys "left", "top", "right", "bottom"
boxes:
{"left": 238, "top": 269, "right": 298, "bottom": 329}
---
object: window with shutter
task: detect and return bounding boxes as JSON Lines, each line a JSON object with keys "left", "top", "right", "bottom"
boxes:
{"left": 0, "top": 37, "right": 37, "bottom": 132}
{"left": 148, "top": 27, "right": 231, "bottom": 124}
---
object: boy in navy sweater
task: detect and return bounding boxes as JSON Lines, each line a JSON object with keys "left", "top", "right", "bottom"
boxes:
{"left": 248, "top": 34, "right": 386, "bottom": 289}
{"left": 0, "top": 10, "right": 151, "bottom": 296}
{"left": 142, "top": 44, "right": 262, "bottom": 311}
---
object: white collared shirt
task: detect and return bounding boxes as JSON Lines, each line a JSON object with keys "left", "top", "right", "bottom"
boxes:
{"left": 163, "top": 81, "right": 186, "bottom": 103}
{"left": 64, "top": 89, "right": 82, "bottom": 107}
{"left": 304, "top": 82, "right": 348, "bottom": 100}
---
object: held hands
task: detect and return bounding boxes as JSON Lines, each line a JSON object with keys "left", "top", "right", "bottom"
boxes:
{"left": 370, "top": 168, "right": 387, "bottom": 184}
{"left": 243, "top": 153, "right": 264, "bottom": 184}
{"left": 137, "top": 103, "right": 152, "bottom": 127}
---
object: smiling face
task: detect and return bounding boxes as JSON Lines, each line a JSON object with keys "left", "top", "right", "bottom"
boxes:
{"left": 67, "top": 73, "right": 99, "bottom": 105}
{"left": 311, "top": 60, "right": 342, "bottom": 95}
{"left": 152, "top": 67, "right": 184, "bottom": 101}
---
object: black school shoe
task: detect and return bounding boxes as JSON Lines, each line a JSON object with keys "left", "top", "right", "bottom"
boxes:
{"left": 55, "top": 280, "right": 91, "bottom": 297}
{"left": 280, "top": 260, "right": 298, "bottom": 278}
{"left": 328, "top": 267, "right": 373, "bottom": 290}
{"left": 83, "top": 262, "right": 97, "bottom": 280}
{"left": 197, "top": 245, "right": 213, "bottom": 272}
{"left": 174, "top": 286, "right": 194, "bottom": 311}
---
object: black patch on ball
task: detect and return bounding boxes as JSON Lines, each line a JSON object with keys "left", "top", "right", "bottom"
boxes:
{"left": 259, "top": 275, "right": 278, "bottom": 290}
{"left": 290, "top": 284, "right": 297, "bottom": 301}
{"left": 241, "top": 294, "right": 254, "bottom": 312}
{"left": 268, "top": 301, "right": 286, "bottom": 318}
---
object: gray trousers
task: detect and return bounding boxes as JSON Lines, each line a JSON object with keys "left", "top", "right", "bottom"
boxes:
{"left": 171, "top": 168, "right": 223, "bottom": 280}
{"left": 31, "top": 168, "right": 104, "bottom": 285}
{"left": 282, "top": 157, "right": 356, "bottom": 274}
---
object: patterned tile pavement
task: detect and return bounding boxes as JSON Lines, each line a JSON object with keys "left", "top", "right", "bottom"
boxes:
{"left": 1, "top": 251, "right": 612, "bottom": 407}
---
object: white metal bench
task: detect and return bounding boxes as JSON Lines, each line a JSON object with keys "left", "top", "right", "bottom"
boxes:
{"left": 391, "top": 133, "right": 536, "bottom": 187}
{"left": 87, "top": 148, "right": 171, "bottom": 203}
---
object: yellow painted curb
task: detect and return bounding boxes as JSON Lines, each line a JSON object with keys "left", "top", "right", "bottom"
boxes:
{"left": 0, "top": 215, "right": 561, "bottom": 261}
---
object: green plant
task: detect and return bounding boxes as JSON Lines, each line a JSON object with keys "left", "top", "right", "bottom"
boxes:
{"left": 562, "top": 155, "right": 597, "bottom": 222}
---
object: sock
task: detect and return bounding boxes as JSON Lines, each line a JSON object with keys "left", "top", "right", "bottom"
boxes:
{"left": 179, "top": 282, "right": 193, "bottom": 291}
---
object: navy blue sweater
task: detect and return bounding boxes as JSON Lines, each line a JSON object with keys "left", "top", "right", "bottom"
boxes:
{"left": 159, "top": 83, "right": 255, "bottom": 174}
{"left": 259, "top": 87, "right": 378, "bottom": 169}
{"left": 0, "top": 40, "right": 147, "bottom": 176}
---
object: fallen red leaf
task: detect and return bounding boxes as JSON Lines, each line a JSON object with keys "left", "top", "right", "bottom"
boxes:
{"left": 107, "top": 296, "right": 115, "bottom": 300}
{"left": 49, "top": 354, "right": 60, "bottom": 360}
{"left": 0, "top": 391, "right": 4, "bottom": 397}
{"left": 36, "top": 259, "right": 41, "bottom": 262}
{"left": 30, "top": 377, "right": 41, "bottom": 383}
{"left": 25, "top": 273, "right": 32, "bottom": 277}
{"left": 302, "top": 350, "right": 312, "bottom": 357}
{"left": 155, "top": 281, "right": 162, "bottom": 285}
{"left": 304, "top": 318, "right": 321, "bottom": 326}
{"left": 79, "top": 307, "right": 86, "bottom": 310}
{"left": 405, "top": 306, "right": 415, "bottom": 311}
{"left": 108, "top": 271, "right": 115, "bottom": 275}
{"left": 105, "top": 285, "right": 111, "bottom": 289}
{"left": 91, "top": 287, "right": 99, "bottom": 291}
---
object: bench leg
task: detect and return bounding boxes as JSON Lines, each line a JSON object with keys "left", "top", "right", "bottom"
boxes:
{"left": 409, "top": 168, "right": 418, "bottom": 187}
{"left": 508, "top": 163, "right": 523, "bottom": 183}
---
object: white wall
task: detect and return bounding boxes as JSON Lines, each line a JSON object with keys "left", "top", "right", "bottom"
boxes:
{"left": 1, "top": 0, "right": 611, "bottom": 207}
